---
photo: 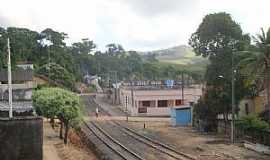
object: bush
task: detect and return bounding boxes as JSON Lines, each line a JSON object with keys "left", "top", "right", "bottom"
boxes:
{"left": 236, "top": 115, "right": 270, "bottom": 132}
{"left": 236, "top": 115, "right": 270, "bottom": 144}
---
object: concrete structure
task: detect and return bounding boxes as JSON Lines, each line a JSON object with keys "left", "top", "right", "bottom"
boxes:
{"left": 238, "top": 90, "right": 269, "bottom": 118}
{"left": 238, "top": 99, "right": 255, "bottom": 118}
{"left": 0, "top": 69, "right": 35, "bottom": 101}
{"left": 0, "top": 117, "right": 43, "bottom": 160}
{"left": 83, "top": 74, "right": 99, "bottom": 85}
{"left": 16, "top": 62, "right": 34, "bottom": 70}
{"left": 0, "top": 64, "right": 35, "bottom": 116}
{"left": 120, "top": 82, "right": 202, "bottom": 116}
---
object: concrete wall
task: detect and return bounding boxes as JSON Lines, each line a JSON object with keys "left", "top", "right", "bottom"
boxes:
{"left": 238, "top": 99, "right": 255, "bottom": 117}
{"left": 147, "top": 107, "right": 170, "bottom": 116}
{"left": 119, "top": 85, "right": 202, "bottom": 116}
{"left": 0, "top": 117, "right": 43, "bottom": 160}
{"left": 0, "top": 82, "right": 35, "bottom": 101}
{"left": 254, "top": 96, "right": 267, "bottom": 114}
{"left": 133, "top": 89, "right": 182, "bottom": 101}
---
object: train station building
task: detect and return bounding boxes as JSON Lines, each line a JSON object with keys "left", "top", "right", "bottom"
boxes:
{"left": 119, "top": 81, "right": 202, "bottom": 116}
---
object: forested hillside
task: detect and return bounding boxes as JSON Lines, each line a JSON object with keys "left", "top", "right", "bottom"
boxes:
{"left": 140, "top": 45, "right": 208, "bottom": 65}
{"left": 0, "top": 27, "right": 205, "bottom": 89}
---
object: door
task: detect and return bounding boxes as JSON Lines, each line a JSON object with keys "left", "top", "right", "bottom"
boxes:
{"left": 176, "top": 108, "right": 191, "bottom": 125}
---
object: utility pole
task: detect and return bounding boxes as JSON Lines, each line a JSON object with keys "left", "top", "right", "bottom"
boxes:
{"left": 231, "top": 50, "right": 235, "bottom": 143}
{"left": 48, "top": 45, "right": 51, "bottom": 85}
{"left": 110, "top": 71, "right": 118, "bottom": 104}
{"left": 181, "top": 72, "right": 184, "bottom": 104}
{"left": 115, "top": 71, "right": 118, "bottom": 104}
{"left": 126, "top": 95, "right": 129, "bottom": 122}
{"left": 7, "top": 37, "right": 13, "bottom": 118}
{"left": 42, "top": 36, "right": 52, "bottom": 85}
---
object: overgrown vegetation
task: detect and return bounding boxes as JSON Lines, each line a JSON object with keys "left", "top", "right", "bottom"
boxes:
{"left": 33, "top": 87, "right": 82, "bottom": 144}
{"left": 236, "top": 115, "right": 270, "bottom": 145}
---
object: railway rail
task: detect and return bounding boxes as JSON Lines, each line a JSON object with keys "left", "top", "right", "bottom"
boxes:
{"left": 83, "top": 121, "right": 145, "bottom": 160}
{"left": 112, "top": 121, "right": 196, "bottom": 160}
{"left": 81, "top": 95, "right": 196, "bottom": 160}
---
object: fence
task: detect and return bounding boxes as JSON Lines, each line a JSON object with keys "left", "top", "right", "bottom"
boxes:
{"left": 236, "top": 125, "right": 270, "bottom": 145}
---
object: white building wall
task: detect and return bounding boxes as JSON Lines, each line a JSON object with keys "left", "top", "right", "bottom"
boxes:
{"left": 147, "top": 107, "right": 170, "bottom": 116}
{"left": 119, "top": 85, "right": 202, "bottom": 116}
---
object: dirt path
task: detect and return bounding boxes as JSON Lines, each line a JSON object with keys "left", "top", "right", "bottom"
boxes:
{"left": 43, "top": 121, "right": 62, "bottom": 160}
{"left": 43, "top": 120, "right": 97, "bottom": 160}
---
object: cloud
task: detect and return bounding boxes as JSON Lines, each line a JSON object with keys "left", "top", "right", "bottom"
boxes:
{"left": 0, "top": 0, "right": 270, "bottom": 51}
{"left": 0, "top": 15, "right": 12, "bottom": 27}
{"left": 119, "top": 0, "right": 199, "bottom": 17}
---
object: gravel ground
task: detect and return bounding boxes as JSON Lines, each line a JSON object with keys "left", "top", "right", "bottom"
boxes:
{"left": 82, "top": 95, "right": 270, "bottom": 160}
{"left": 97, "top": 121, "right": 177, "bottom": 160}
{"left": 124, "top": 121, "right": 270, "bottom": 160}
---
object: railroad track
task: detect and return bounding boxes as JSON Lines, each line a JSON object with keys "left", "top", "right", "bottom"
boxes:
{"left": 82, "top": 95, "right": 196, "bottom": 160}
{"left": 112, "top": 121, "right": 196, "bottom": 160}
{"left": 83, "top": 121, "right": 145, "bottom": 160}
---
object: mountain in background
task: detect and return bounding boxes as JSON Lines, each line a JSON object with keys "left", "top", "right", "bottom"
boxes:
{"left": 140, "top": 45, "right": 207, "bottom": 65}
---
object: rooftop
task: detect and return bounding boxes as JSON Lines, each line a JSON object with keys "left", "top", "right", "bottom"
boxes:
{"left": 120, "top": 80, "right": 197, "bottom": 90}
{"left": 0, "top": 69, "right": 33, "bottom": 82}
{"left": 0, "top": 101, "right": 33, "bottom": 113}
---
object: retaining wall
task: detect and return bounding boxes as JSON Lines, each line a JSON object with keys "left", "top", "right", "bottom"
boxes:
{"left": 0, "top": 117, "right": 43, "bottom": 160}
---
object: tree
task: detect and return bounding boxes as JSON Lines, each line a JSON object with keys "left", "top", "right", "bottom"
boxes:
{"left": 0, "top": 27, "right": 7, "bottom": 68}
{"left": 144, "top": 52, "right": 158, "bottom": 62}
{"left": 33, "top": 87, "right": 82, "bottom": 144}
{"left": 239, "top": 27, "right": 270, "bottom": 119}
{"left": 71, "top": 38, "right": 96, "bottom": 55}
{"left": 189, "top": 12, "right": 251, "bottom": 131}
{"left": 125, "top": 51, "right": 143, "bottom": 77}
{"left": 7, "top": 27, "right": 40, "bottom": 63}
{"left": 33, "top": 88, "right": 60, "bottom": 129}
{"left": 105, "top": 43, "right": 125, "bottom": 56}
{"left": 36, "top": 63, "right": 76, "bottom": 90}
{"left": 189, "top": 12, "right": 242, "bottom": 59}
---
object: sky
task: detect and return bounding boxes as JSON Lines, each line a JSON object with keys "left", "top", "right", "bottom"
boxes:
{"left": 0, "top": 0, "right": 270, "bottom": 51}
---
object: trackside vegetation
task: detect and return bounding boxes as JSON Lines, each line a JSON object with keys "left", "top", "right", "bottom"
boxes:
{"left": 33, "top": 87, "right": 82, "bottom": 144}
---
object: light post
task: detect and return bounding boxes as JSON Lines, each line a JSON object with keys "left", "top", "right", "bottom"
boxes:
{"left": 217, "top": 72, "right": 235, "bottom": 143}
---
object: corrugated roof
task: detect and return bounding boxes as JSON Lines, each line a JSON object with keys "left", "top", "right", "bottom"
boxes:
{"left": 0, "top": 101, "right": 33, "bottom": 113}
{"left": 0, "top": 69, "right": 33, "bottom": 82}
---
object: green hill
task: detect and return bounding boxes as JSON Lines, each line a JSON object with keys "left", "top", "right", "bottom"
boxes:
{"left": 141, "top": 45, "right": 207, "bottom": 65}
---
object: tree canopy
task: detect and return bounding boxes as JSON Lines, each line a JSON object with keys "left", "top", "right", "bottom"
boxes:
{"left": 33, "top": 87, "right": 82, "bottom": 144}
{"left": 0, "top": 26, "right": 202, "bottom": 90}
{"left": 189, "top": 12, "right": 256, "bottom": 131}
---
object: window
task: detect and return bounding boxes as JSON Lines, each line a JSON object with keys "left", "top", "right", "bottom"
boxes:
{"left": 138, "top": 107, "right": 147, "bottom": 113}
{"left": 158, "top": 100, "right": 168, "bottom": 107}
{"left": 175, "top": 99, "right": 182, "bottom": 106}
{"left": 245, "top": 103, "right": 249, "bottom": 115}
{"left": 142, "top": 101, "right": 150, "bottom": 107}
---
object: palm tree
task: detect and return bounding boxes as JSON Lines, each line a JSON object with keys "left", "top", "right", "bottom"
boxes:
{"left": 239, "top": 28, "right": 270, "bottom": 114}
